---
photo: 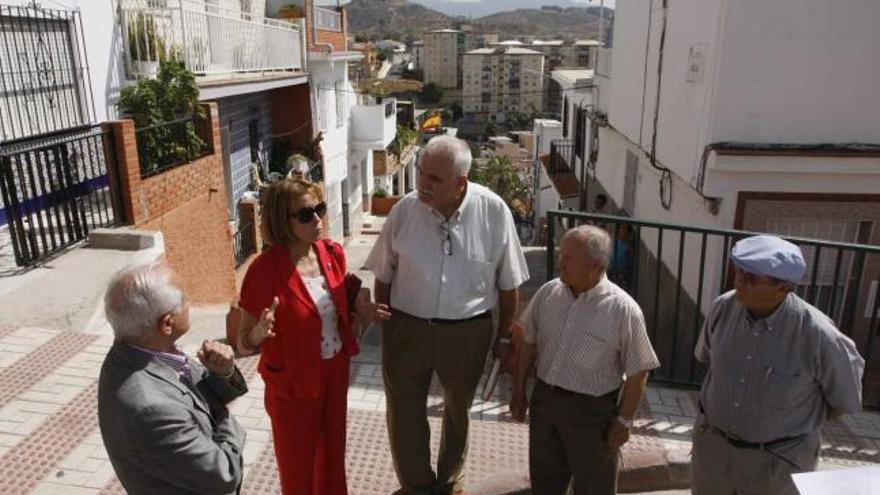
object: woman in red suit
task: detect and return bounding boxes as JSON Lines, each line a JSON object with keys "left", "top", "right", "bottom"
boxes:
{"left": 236, "top": 179, "right": 389, "bottom": 495}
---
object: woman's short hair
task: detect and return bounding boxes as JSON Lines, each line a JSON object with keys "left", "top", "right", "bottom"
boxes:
{"left": 261, "top": 178, "right": 324, "bottom": 247}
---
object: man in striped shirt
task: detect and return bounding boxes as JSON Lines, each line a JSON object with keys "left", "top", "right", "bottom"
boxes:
{"left": 510, "top": 225, "right": 659, "bottom": 495}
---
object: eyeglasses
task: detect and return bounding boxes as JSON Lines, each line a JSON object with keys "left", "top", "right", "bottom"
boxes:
{"left": 440, "top": 222, "right": 453, "bottom": 256}
{"left": 291, "top": 202, "right": 327, "bottom": 223}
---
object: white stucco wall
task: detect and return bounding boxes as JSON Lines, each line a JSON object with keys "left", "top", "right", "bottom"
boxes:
{"left": 309, "top": 58, "right": 355, "bottom": 241}
{"left": 606, "top": 0, "right": 880, "bottom": 193}
{"left": 607, "top": 0, "right": 724, "bottom": 186}
{"left": 712, "top": 0, "right": 880, "bottom": 145}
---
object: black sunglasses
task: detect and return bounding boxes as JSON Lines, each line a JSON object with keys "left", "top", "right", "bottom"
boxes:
{"left": 291, "top": 202, "right": 327, "bottom": 223}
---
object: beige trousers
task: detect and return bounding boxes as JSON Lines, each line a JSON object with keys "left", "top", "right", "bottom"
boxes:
{"left": 691, "top": 414, "right": 820, "bottom": 495}
{"left": 382, "top": 311, "right": 494, "bottom": 495}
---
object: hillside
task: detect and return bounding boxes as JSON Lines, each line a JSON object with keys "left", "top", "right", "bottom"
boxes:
{"left": 345, "top": 0, "right": 452, "bottom": 41}
{"left": 476, "top": 6, "right": 611, "bottom": 40}
{"left": 345, "top": 0, "right": 611, "bottom": 42}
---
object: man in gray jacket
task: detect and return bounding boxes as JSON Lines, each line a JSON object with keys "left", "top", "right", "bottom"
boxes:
{"left": 98, "top": 261, "right": 250, "bottom": 495}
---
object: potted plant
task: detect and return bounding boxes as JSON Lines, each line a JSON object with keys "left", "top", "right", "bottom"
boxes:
{"left": 371, "top": 186, "right": 402, "bottom": 215}
{"left": 277, "top": 4, "right": 304, "bottom": 19}
{"left": 128, "top": 12, "right": 166, "bottom": 77}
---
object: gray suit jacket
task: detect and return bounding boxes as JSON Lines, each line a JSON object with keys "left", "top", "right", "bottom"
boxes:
{"left": 98, "top": 340, "right": 248, "bottom": 495}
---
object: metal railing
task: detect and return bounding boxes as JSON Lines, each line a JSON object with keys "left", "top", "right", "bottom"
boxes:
{"left": 0, "top": 125, "right": 122, "bottom": 266}
{"left": 135, "top": 115, "right": 211, "bottom": 178}
{"left": 119, "top": 0, "right": 304, "bottom": 78}
{"left": 233, "top": 219, "right": 255, "bottom": 268}
{"left": 313, "top": 6, "right": 341, "bottom": 32}
{"left": 545, "top": 210, "right": 880, "bottom": 407}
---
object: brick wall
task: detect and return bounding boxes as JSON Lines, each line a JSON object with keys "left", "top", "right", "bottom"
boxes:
{"left": 306, "top": 4, "right": 348, "bottom": 53}
{"left": 105, "top": 102, "right": 235, "bottom": 303}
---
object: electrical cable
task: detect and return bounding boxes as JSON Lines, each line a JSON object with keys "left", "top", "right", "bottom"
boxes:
{"left": 649, "top": 0, "right": 673, "bottom": 211}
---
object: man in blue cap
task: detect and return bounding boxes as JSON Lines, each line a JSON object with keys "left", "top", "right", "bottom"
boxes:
{"left": 691, "top": 235, "right": 865, "bottom": 495}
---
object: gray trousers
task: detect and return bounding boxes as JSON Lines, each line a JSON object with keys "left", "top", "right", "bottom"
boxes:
{"left": 529, "top": 380, "right": 619, "bottom": 495}
{"left": 691, "top": 415, "right": 821, "bottom": 495}
{"left": 382, "top": 311, "right": 494, "bottom": 495}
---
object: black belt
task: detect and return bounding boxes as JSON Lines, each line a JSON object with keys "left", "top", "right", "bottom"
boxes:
{"left": 393, "top": 309, "right": 491, "bottom": 326}
{"left": 538, "top": 379, "right": 618, "bottom": 400}
{"left": 710, "top": 425, "right": 803, "bottom": 451}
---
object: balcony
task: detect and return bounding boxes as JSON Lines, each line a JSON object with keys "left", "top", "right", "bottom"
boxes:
{"left": 351, "top": 98, "right": 397, "bottom": 150}
{"left": 119, "top": 0, "right": 305, "bottom": 80}
{"left": 373, "top": 143, "right": 417, "bottom": 177}
{"left": 313, "top": 6, "right": 341, "bottom": 31}
{"left": 540, "top": 140, "right": 580, "bottom": 199}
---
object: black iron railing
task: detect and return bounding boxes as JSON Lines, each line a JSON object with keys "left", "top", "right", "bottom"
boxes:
{"left": 0, "top": 125, "right": 121, "bottom": 266}
{"left": 135, "top": 116, "right": 210, "bottom": 179}
{"left": 545, "top": 210, "right": 880, "bottom": 407}
{"left": 233, "top": 219, "right": 256, "bottom": 268}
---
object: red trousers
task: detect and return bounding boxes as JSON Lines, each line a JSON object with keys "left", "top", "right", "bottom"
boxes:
{"left": 265, "top": 352, "right": 350, "bottom": 495}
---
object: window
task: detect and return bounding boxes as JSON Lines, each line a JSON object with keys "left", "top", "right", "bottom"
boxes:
{"left": 248, "top": 119, "right": 260, "bottom": 163}
{"left": 574, "top": 107, "right": 586, "bottom": 160}
{"left": 622, "top": 150, "right": 638, "bottom": 215}
{"left": 335, "top": 81, "right": 346, "bottom": 129}
{"left": 562, "top": 97, "right": 568, "bottom": 137}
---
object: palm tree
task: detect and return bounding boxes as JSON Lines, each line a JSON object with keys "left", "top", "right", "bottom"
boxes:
{"left": 469, "top": 156, "right": 530, "bottom": 216}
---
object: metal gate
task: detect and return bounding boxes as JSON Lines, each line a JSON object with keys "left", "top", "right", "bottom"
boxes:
{"left": 0, "top": 125, "right": 122, "bottom": 266}
{"left": 0, "top": 4, "right": 117, "bottom": 266}
{"left": 0, "top": 4, "right": 95, "bottom": 142}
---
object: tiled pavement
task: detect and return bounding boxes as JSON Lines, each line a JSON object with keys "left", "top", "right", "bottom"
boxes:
{"left": 0, "top": 319, "right": 878, "bottom": 494}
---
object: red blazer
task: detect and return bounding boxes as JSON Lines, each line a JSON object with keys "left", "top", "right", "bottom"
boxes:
{"left": 240, "top": 240, "right": 359, "bottom": 399}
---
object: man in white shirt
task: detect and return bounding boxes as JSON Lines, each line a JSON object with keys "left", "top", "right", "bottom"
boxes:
{"left": 366, "top": 135, "right": 530, "bottom": 495}
{"left": 510, "top": 225, "right": 659, "bottom": 495}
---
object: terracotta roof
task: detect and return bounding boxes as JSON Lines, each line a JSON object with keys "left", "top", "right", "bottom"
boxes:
{"left": 539, "top": 153, "right": 580, "bottom": 198}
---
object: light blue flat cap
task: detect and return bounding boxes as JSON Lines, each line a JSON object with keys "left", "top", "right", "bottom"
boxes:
{"left": 731, "top": 235, "right": 806, "bottom": 283}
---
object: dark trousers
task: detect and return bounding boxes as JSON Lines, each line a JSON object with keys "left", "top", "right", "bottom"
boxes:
{"left": 382, "top": 311, "right": 494, "bottom": 495}
{"left": 529, "top": 380, "right": 619, "bottom": 495}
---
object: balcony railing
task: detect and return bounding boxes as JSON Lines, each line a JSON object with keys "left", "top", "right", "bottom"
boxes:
{"left": 119, "top": 0, "right": 304, "bottom": 79}
{"left": 135, "top": 115, "right": 212, "bottom": 178}
{"left": 545, "top": 210, "right": 880, "bottom": 408}
{"left": 313, "top": 6, "right": 341, "bottom": 31}
{"left": 351, "top": 98, "right": 397, "bottom": 150}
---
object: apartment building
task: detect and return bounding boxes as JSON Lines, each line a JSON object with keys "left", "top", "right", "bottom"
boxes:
{"left": 424, "top": 29, "right": 461, "bottom": 89}
{"left": 412, "top": 40, "right": 425, "bottom": 70}
{"left": 492, "top": 39, "right": 599, "bottom": 73}
{"left": 462, "top": 47, "right": 545, "bottom": 122}
{"left": 424, "top": 28, "right": 499, "bottom": 89}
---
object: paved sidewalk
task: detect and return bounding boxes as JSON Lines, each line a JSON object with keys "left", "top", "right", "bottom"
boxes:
{"left": 0, "top": 320, "right": 877, "bottom": 495}
{"left": 0, "top": 235, "right": 878, "bottom": 494}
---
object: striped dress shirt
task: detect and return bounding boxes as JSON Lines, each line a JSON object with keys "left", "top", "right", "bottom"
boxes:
{"left": 520, "top": 276, "right": 660, "bottom": 396}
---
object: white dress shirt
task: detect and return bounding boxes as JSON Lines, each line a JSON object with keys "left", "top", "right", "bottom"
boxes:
{"left": 520, "top": 276, "right": 660, "bottom": 396}
{"left": 365, "top": 182, "right": 529, "bottom": 320}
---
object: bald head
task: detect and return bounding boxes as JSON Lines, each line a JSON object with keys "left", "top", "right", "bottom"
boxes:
{"left": 104, "top": 261, "right": 185, "bottom": 343}
{"left": 421, "top": 135, "right": 472, "bottom": 177}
